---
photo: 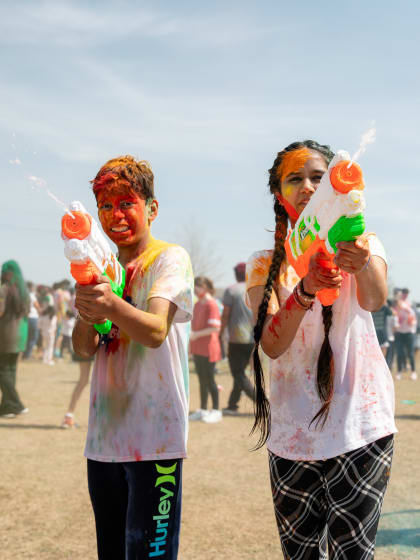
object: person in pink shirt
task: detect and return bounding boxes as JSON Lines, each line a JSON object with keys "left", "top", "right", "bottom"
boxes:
{"left": 189, "top": 277, "right": 222, "bottom": 423}
{"left": 394, "top": 288, "right": 417, "bottom": 380}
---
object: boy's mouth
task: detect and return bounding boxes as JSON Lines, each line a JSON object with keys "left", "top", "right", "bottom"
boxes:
{"left": 111, "top": 226, "right": 129, "bottom": 233}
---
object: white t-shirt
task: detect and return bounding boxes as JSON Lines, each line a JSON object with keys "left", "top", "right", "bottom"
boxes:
{"left": 246, "top": 234, "right": 397, "bottom": 461}
{"left": 84, "top": 244, "right": 193, "bottom": 462}
{"left": 28, "top": 292, "right": 39, "bottom": 319}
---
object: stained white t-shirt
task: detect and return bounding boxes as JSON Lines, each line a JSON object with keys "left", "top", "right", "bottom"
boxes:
{"left": 246, "top": 234, "right": 397, "bottom": 461}
{"left": 84, "top": 244, "right": 193, "bottom": 462}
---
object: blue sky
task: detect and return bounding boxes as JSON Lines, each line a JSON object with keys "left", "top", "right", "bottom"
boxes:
{"left": 1, "top": 1, "right": 419, "bottom": 299}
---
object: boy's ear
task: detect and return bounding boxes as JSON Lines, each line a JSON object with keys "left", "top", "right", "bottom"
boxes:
{"left": 147, "top": 199, "right": 159, "bottom": 224}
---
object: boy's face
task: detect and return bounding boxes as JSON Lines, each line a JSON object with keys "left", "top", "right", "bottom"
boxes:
{"left": 96, "top": 182, "right": 157, "bottom": 247}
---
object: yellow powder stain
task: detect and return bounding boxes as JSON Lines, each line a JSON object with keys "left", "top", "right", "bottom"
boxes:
{"left": 278, "top": 148, "right": 311, "bottom": 183}
{"left": 138, "top": 236, "right": 175, "bottom": 275}
{"left": 158, "top": 372, "right": 163, "bottom": 381}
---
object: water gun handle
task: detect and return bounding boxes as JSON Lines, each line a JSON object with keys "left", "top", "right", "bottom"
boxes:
{"left": 316, "top": 253, "right": 340, "bottom": 307}
{"left": 70, "top": 262, "right": 113, "bottom": 335}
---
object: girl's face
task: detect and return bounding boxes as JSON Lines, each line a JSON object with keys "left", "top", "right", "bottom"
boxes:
{"left": 194, "top": 284, "right": 207, "bottom": 299}
{"left": 96, "top": 183, "right": 157, "bottom": 247}
{"left": 279, "top": 150, "right": 328, "bottom": 221}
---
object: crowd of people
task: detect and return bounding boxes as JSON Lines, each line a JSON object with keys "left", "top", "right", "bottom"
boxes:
{"left": 0, "top": 273, "right": 93, "bottom": 427}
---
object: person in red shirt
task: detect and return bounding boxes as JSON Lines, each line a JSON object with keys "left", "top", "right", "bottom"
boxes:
{"left": 189, "top": 277, "right": 222, "bottom": 423}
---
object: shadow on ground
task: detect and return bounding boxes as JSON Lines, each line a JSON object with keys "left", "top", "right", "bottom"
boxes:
{"left": 377, "top": 509, "right": 420, "bottom": 558}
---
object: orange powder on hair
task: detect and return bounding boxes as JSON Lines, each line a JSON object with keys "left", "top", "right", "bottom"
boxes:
{"left": 278, "top": 148, "right": 311, "bottom": 183}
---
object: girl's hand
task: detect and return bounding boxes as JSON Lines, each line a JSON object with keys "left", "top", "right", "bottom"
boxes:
{"left": 303, "top": 252, "right": 342, "bottom": 295}
{"left": 334, "top": 236, "right": 370, "bottom": 275}
{"left": 189, "top": 331, "right": 198, "bottom": 342}
{"left": 74, "top": 275, "right": 115, "bottom": 321}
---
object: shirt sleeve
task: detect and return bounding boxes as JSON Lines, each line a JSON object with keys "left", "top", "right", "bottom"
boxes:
{"left": 246, "top": 250, "right": 272, "bottom": 292}
{"left": 147, "top": 246, "right": 194, "bottom": 323}
{"left": 366, "top": 233, "right": 387, "bottom": 264}
{"left": 206, "top": 299, "right": 221, "bottom": 328}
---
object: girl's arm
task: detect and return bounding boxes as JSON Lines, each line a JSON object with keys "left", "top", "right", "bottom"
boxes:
{"left": 248, "top": 255, "right": 342, "bottom": 359}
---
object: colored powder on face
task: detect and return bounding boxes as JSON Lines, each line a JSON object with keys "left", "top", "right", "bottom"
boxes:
{"left": 276, "top": 193, "right": 299, "bottom": 222}
{"left": 278, "top": 148, "right": 311, "bottom": 183}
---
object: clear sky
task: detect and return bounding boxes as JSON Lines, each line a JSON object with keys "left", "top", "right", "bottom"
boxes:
{"left": 1, "top": 1, "right": 419, "bottom": 299}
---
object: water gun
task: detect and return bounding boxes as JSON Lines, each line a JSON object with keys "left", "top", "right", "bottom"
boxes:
{"left": 61, "top": 201, "right": 125, "bottom": 334}
{"left": 285, "top": 150, "right": 366, "bottom": 306}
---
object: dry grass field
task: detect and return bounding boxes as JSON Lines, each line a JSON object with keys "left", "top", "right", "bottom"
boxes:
{"left": 1, "top": 356, "right": 419, "bottom": 559}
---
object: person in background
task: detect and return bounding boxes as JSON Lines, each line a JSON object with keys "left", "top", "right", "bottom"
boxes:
{"left": 220, "top": 262, "right": 255, "bottom": 415}
{"left": 394, "top": 288, "right": 417, "bottom": 380}
{"left": 385, "top": 299, "right": 398, "bottom": 370}
{"left": 23, "top": 281, "right": 41, "bottom": 360}
{"left": 0, "top": 260, "right": 30, "bottom": 418}
{"left": 60, "top": 310, "right": 76, "bottom": 358}
{"left": 39, "top": 306, "right": 57, "bottom": 366}
{"left": 372, "top": 301, "right": 393, "bottom": 357}
{"left": 189, "top": 276, "right": 222, "bottom": 423}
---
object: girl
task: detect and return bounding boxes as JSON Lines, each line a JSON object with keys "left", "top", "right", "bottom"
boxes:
{"left": 247, "top": 140, "right": 396, "bottom": 559}
{"left": 189, "top": 277, "right": 222, "bottom": 423}
{"left": 0, "top": 260, "right": 30, "bottom": 418}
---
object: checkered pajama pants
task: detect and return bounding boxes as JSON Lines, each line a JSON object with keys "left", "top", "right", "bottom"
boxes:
{"left": 269, "top": 435, "right": 394, "bottom": 560}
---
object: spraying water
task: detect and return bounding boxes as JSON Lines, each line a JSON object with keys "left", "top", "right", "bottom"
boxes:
{"left": 347, "top": 125, "right": 376, "bottom": 168}
{"left": 28, "top": 176, "right": 75, "bottom": 218}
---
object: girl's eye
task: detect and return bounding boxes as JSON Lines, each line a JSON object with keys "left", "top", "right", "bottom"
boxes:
{"left": 99, "top": 203, "right": 112, "bottom": 210}
{"left": 121, "top": 201, "right": 134, "bottom": 209}
{"left": 312, "top": 176, "right": 323, "bottom": 183}
{"left": 289, "top": 177, "right": 301, "bottom": 184}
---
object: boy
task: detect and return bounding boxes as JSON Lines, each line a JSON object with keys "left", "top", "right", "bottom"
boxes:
{"left": 73, "top": 156, "right": 193, "bottom": 559}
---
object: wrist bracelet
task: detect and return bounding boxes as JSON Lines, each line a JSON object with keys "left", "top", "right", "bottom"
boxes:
{"left": 300, "top": 279, "right": 316, "bottom": 299}
{"left": 358, "top": 254, "right": 371, "bottom": 274}
{"left": 293, "top": 283, "right": 314, "bottom": 311}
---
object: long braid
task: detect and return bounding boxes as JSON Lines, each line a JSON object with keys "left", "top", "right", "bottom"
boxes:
{"left": 251, "top": 199, "right": 288, "bottom": 449}
{"left": 251, "top": 139, "right": 337, "bottom": 448}
{"left": 310, "top": 304, "right": 334, "bottom": 428}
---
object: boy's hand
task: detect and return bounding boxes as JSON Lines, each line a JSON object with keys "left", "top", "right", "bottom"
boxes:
{"left": 74, "top": 275, "right": 116, "bottom": 322}
{"left": 303, "top": 252, "right": 342, "bottom": 295}
{"left": 334, "top": 236, "right": 370, "bottom": 275}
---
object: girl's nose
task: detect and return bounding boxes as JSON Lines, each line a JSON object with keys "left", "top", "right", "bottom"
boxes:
{"left": 302, "top": 178, "right": 317, "bottom": 193}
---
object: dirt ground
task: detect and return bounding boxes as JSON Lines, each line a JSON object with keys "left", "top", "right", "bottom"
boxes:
{"left": 1, "top": 356, "right": 419, "bottom": 559}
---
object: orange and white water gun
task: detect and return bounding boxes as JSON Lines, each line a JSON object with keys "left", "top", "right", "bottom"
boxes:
{"left": 61, "top": 201, "right": 125, "bottom": 334}
{"left": 285, "top": 150, "right": 366, "bottom": 306}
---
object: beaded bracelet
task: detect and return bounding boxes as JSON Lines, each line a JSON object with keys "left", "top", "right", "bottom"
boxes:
{"left": 293, "top": 281, "right": 315, "bottom": 311}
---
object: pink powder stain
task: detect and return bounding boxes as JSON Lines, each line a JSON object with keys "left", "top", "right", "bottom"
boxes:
{"left": 305, "top": 368, "right": 311, "bottom": 381}
{"left": 134, "top": 449, "right": 142, "bottom": 462}
{"left": 301, "top": 329, "right": 305, "bottom": 344}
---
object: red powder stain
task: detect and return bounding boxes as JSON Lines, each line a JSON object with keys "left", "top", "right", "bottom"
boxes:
{"left": 92, "top": 392, "right": 97, "bottom": 408}
{"left": 134, "top": 449, "right": 142, "bottom": 462}
{"left": 305, "top": 368, "right": 311, "bottom": 381}
{"left": 302, "top": 329, "right": 305, "bottom": 345}
{"left": 268, "top": 314, "right": 281, "bottom": 339}
{"left": 285, "top": 294, "right": 296, "bottom": 311}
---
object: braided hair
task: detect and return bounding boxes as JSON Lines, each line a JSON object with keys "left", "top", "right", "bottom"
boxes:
{"left": 251, "top": 140, "right": 335, "bottom": 448}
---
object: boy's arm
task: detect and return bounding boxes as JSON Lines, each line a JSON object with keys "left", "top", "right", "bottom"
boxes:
{"left": 75, "top": 276, "right": 177, "bottom": 349}
{"left": 109, "top": 296, "right": 177, "bottom": 348}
